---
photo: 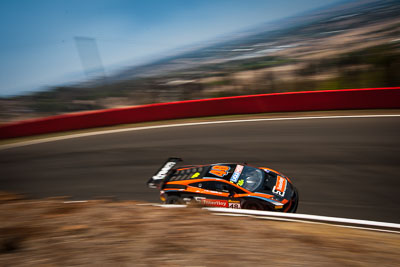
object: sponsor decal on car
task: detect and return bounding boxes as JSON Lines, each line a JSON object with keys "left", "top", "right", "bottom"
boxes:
{"left": 201, "top": 199, "right": 228, "bottom": 207}
{"left": 152, "top": 162, "right": 177, "bottom": 180}
{"left": 230, "top": 165, "right": 244, "bottom": 183}
{"left": 272, "top": 176, "right": 287, "bottom": 197}
{"left": 191, "top": 172, "right": 200, "bottom": 179}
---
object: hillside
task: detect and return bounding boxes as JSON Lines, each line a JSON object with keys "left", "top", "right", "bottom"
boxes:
{"left": 1, "top": 0, "right": 400, "bottom": 123}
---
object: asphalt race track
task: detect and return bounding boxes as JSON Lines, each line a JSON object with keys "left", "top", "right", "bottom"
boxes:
{"left": 1, "top": 115, "right": 400, "bottom": 223}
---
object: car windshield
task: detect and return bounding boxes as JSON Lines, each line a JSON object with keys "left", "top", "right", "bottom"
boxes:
{"left": 236, "top": 166, "right": 264, "bottom": 192}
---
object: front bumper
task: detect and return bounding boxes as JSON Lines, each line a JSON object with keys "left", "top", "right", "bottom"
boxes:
{"left": 288, "top": 186, "right": 299, "bottom": 213}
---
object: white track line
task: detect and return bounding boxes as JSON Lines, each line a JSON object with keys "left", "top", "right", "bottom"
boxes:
{"left": 1, "top": 114, "right": 400, "bottom": 150}
{"left": 204, "top": 207, "right": 400, "bottom": 230}
{"left": 139, "top": 203, "right": 400, "bottom": 233}
{"left": 213, "top": 213, "right": 400, "bottom": 234}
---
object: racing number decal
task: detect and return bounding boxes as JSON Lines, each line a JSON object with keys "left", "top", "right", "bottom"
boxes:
{"left": 209, "top": 165, "right": 230, "bottom": 177}
{"left": 228, "top": 201, "right": 241, "bottom": 209}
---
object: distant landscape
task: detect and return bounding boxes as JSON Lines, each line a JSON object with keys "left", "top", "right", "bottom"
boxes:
{"left": 1, "top": 0, "right": 399, "bottom": 123}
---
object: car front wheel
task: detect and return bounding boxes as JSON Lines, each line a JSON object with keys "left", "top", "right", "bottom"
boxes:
{"left": 243, "top": 200, "right": 264, "bottom": 210}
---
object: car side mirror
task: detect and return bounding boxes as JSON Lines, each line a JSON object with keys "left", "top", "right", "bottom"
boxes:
{"left": 228, "top": 189, "right": 235, "bottom": 198}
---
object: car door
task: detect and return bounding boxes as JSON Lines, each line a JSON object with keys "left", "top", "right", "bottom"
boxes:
{"left": 188, "top": 181, "right": 246, "bottom": 208}
{"left": 187, "top": 181, "right": 230, "bottom": 207}
{"left": 219, "top": 182, "right": 247, "bottom": 209}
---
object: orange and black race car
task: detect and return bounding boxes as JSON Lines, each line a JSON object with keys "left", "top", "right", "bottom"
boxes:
{"left": 147, "top": 158, "right": 298, "bottom": 212}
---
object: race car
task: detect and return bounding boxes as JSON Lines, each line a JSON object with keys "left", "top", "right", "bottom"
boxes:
{"left": 147, "top": 158, "right": 298, "bottom": 212}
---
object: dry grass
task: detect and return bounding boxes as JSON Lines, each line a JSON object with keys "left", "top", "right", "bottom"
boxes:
{"left": 0, "top": 192, "right": 399, "bottom": 266}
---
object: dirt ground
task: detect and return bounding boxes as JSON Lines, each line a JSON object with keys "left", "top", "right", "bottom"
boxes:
{"left": 0, "top": 193, "right": 399, "bottom": 267}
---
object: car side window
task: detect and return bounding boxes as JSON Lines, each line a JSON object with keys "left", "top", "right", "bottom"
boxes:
{"left": 190, "top": 181, "right": 246, "bottom": 194}
{"left": 189, "top": 181, "right": 217, "bottom": 191}
{"left": 189, "top": 181, "right": 226, "bottom": 192}
{"left": 229, "top": 184, "right": 246, "bottom": 194}
{"left": 214, "top": 182, "right": 230, "bottom": 193}
{"left": 209, "top": 182, "right": 244, "bottom": 194}
{"left": 202, "top": 181, "right": 218, "bottom": 191}
{"left": 189, "top": 182, "right": 201, "bottom": 188}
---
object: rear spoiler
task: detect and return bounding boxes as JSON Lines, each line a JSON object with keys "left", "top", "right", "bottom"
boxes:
{"left": 147, "top": 157, "right": 182, "bottom": 188}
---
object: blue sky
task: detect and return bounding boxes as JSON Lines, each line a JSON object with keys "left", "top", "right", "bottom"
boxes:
{"left": 0, "top": 0, "right": 342, "bottom": 96}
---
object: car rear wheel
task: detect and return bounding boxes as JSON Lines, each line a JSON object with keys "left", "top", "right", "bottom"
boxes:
{"left": 165, "top": 195, "right": 184, "bottom": 204}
